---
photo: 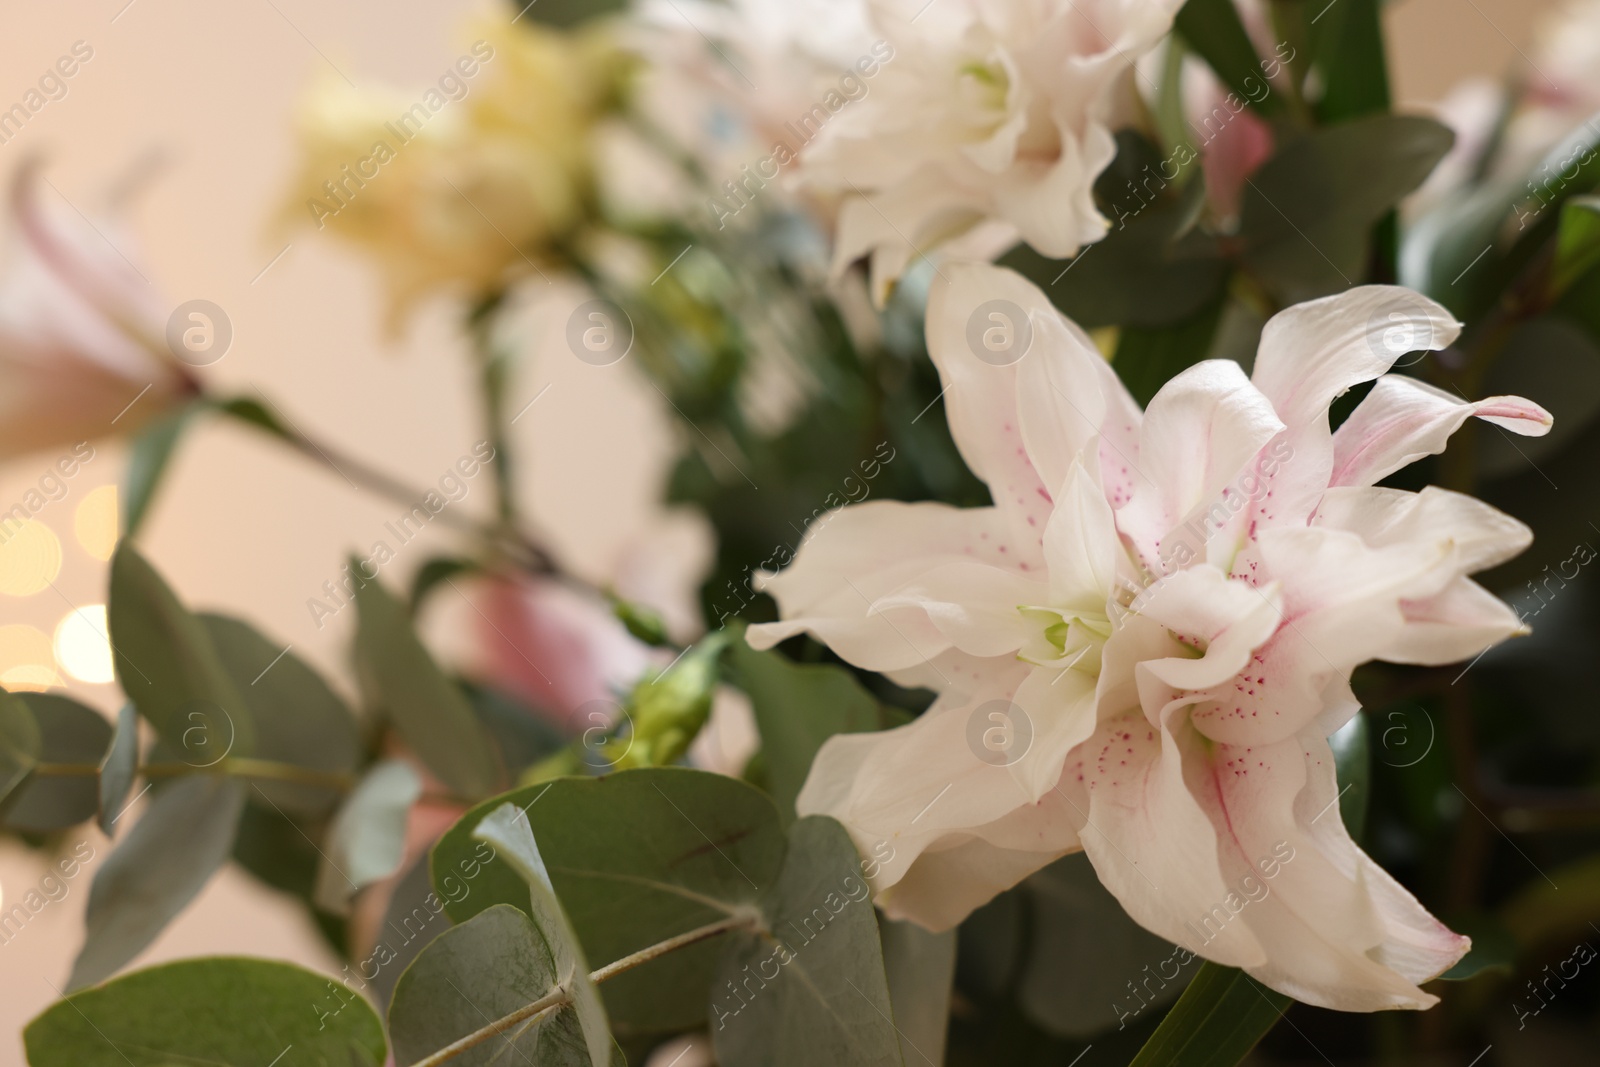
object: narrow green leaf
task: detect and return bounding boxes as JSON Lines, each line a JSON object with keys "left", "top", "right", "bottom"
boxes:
{"left": 727, "top": 638, "right": 899, "bottom": 824}
{"left": 97, "top": 705, "right": 139, "bottom": 836}
{"left": 121, "top": 402, "right": 199, "bottom": 538}
{"left": 502, "top": 0, "right": 626, "bottom": 28}
{"left": 474, "top": 804, "right": 612, "bottom": 1067}
{"left": 1128, "top": 962, "right": 1289, "bottom": 1067}
{"left": 712, "top": 816, "right": 902, "bottom": 1067}
{"left": 1175, "top": 0, "right": 1284, "bottom": 119}
{"left": 202, "top": 613, "right": 360, "bottom": 816}
{"left": 1552, "top": 195, "right": 1600, "bottom": 298}
{"left": 26, "top": 956, "right": 385, "bottom": 1066}
{"left": 68, "top": 776, "right": 246, "bottom": 990}
{"left": 5, "top": 694, "right": 111, "bottom": 832}
{"left": 1310, "top": 0, "right": 1390, "bottom": 122}
{"left": 315, "top": 759, "right": 423, "bottom": 914}
{"left": 351, "top": 571, "right": 498, "bottom": 798}
{"left": 882, "top": 918, "right": 956, "bottom": 1067}
{"left": 1112, "top": 299, "right": 1226, "bottom": 408}
{"left": 0, "top": 686, "right": 43, "bottom": 808}
{"left": 108, "top": 545, "right": 255, "bottom": 763}
{"left": 430, "top": 767, "right": 785, "bottom": 1035}
{"left": 1329, "top": 714, "right": 1371, "bottom": 840}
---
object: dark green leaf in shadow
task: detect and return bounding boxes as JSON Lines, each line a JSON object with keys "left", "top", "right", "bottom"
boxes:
{"left": 121, "top": 401, "right": 200, "bottom": 539}
{"left": 882, "top": 917, "right": 956, "bottom": 1067}
{"left": 5, "top": 694, "right": 111, "bottom": 832}
{"left": 96, "top": 705, "right": 139, "bottom": 836}
{"left": 1127, "top": 962, "right": 1289, "bottom": 1067}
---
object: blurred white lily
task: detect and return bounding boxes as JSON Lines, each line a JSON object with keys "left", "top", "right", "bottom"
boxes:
{"left": 0, "top": 163, "right": 195, "bottom": 459}
{"left": 800, "top": 0, "right": 1185, "bottom": 303}
{"left": 748, "top": 262, "right": 1551, "bottom": 1010}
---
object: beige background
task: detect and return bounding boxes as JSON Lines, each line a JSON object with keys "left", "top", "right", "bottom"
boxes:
{"left": 0, "top": 0, "right": 1564, "bottom": 1060}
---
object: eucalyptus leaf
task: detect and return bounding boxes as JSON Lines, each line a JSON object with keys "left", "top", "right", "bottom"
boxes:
{"left": 1329, "top": 714, "right": 1371, "bottom": 841}
{"left": 1127, "top": 962, "right": 1289, "bottom": 1067}
{"left": 68, "top": 775, "right": 246, "bottom": 990}
{"left": 314, "top": 759, "right": 423, "bottom": 915}
{"left": 431, "top": 767, "right": 785, "bottom": 1035}
{"left": 1174, "top": 0, "right": 1284, "bottom": 119}
{"left": 390, "top": 904, "right": 605, "bottom": 1066}
{"left": 1551, "top": 194, "right": 1600, "bottom": 297}
{"left": 712, "top": 816, "right": 902, "bottom": 1067}
{"left": 1240, "top": 115, "right": 1454, "bottom": 304}
{"left": 370, "top": 852, "right": 454, "bottom": 1011}
{"left": 1112, "top": 299, "right": 1226, "bottom": 408}
{"left": 97, "top": 705, "right": 140, "bottom": 836}
{"left": 5, "top": 694, "right": 111, "bottom": 833}
{"left": 726, "top": 638, "right": 900, "bottom": 824}
{"left": 1309, "top": 0, "right": 1389, "bottom": 122}
{"left": 473, "top": 803, "right": 613, "bottom": 1067}
{"left": 882, "top": 918, "right": 956, "bottom": 1067}
{"left": 0, "top": 686, "right": 42, "bottom": 809}
{"left": 26, "top": 957, "right": 385, "bottom": 1067}
{"left": 121, "top": 401, "right": 199, "bottom": 538}
{"left": 352, "top": 571, "right": 498, "bottom": 798}
{"left": 203, "top": 613, "right": 360, "bottom": 815}
{"left": 108, "top": 545, "right": 255, "bottom": 764}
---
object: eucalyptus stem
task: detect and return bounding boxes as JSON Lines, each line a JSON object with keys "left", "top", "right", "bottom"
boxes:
{"left": 411, "top": 914, "right": 754, "bottom": 1067}
{"left": 30, "top": 757, "right": 356, "bottom": 791}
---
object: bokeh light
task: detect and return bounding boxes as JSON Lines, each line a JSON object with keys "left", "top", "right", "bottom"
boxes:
{"left": 0, "top": 519, "right": 63, "bottom": 596}
{"left": 74, "top": 485, "right": 119, "bottom": 561}
{"left": 54, "top": 605, "right": 115, "bottom": 685}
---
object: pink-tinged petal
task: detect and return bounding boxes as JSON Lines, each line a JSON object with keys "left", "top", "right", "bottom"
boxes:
{"left": 926, "top": 263, "right": 1068, "bottom": 565}
{"left": 1245, "top": 286, "right": 1459, "bottom": 529}
{"left": 1042, "top": 459, "right": 1121, "bottom": 611}
{"left": 831, "top": 172, "right": 986, "bottom": 305}
{"left": 1330, "top": 374, "right": 1552, "bottom": 488}
{"left": 878, "top": 789, "right": 1083, "bottom": 931}
{"left": 1385, "top": 577, "right": 1529, "bottom": 666}
{"left": 1186, "top": 733, "right": 1468, "bottom": 1009}
{"left": 1008, "top": 663, "right": 1100, "bottom": 800}
{"left": 1314, "top": 486, "right": 1533, "bottom": 575}
{"left": 993, "top": 121, "right": 1116, "bottom": 257}
{"left": 747, "top": 500, "right": 1019, "bottom": 674}
{"left": 1117, "top": 360, "right": 1284, "bottom": 572}
{"left": 1251, "top": 287, "right": 1460, "bottom": 432}
{"left": 1071, "top": 708, "right": 1268, "bottom": 969}
{"left": 1132, "top": 566, "right": 1283, "bottom": 693}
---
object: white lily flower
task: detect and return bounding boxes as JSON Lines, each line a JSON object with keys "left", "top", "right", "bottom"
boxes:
{"left": 800, "top": 0, "right": 1185, "bottom": 303}
{"left": 747, "top": 262, "right": 1551, "bottom": 1010}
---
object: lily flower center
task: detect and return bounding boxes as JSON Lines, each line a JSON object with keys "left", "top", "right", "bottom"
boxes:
{"left": 1017, "top": 604, "right": 1110, "bottom": 675}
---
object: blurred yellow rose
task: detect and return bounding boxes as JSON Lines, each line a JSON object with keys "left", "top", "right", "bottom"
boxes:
{"left": 284, "top": 19, "right": 629, "bottom": 325}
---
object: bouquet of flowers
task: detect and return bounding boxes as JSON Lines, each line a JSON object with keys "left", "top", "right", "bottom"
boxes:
{"left": 5, "top": 0, "right": 1599, "bottom": 1063}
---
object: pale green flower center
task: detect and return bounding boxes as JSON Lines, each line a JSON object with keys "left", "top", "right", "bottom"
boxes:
{"left": 1017, "top": 605, "right": 1111, "bottom": 676}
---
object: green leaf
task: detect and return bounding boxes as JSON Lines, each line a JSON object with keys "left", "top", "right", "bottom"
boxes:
{"left": 352, "top": 570, "right": 498, "bottom": 798}
{"left": 473, "top": 803, "right": 613, "bottom": 1067}
{"left": 97, "top": 705, "right": 139, "bottom": 836}
{"left": 504, "top": 0, "right": 627, "bottom": 29}
{"left": 369, "top": 853, "right": 453, "bottom": 1010}
{"left": 5, "top": 694, "right": 112, "bottom": 832}
{"left": 1329, "top": 713, "right": 1371, "bottom": 840}
{"left": 1112, "top": 298, "right": 1227, "bottom": 408}
{"left": 1240, "top": 115, "right": 1454, "bottom": 304}
{"left": 1438, "top": 915, "right": 1516, "bottom": 981}
{"left": 68, "top": 775, "right": 246, "bottom": 990}
{"left": 409, "top": 556, "right": 477, "bottom": 613}
{"left": 121, "top": 401, "right": 199, "bottom": 538}
{"left": 202, "top": 613, "right": 360, "bottom": 816}
{"left": 1003, "top": 166, "right": 1228, "bottom": 329}
{"left": 712, "top": 816, "right": 902, "bottom": 1067}
{"left": 26, "top": 956, "right": 385, "bottom": 1066}
{"left": 0, "top": 686, "right": 43, "bottom": 809}
{"left": 1174, "top": 0, "right": 1284, "bottom": 119}
{"left": 315, "top": 759, "right": 423, "bottom": 914}
{"left": 1552, "top": 195, "right": 1600, "bottom": 298}
{"left": 462, "top": 680, "right": 568, "bottom": 778}
{"left": 108, "top": 544, "right": 255, "bottom": 763}
{"left": 1309, "top": 0, "right": 1390, "bottom": 122}
{"left": 726, "top": 638, "right": 900, "bottom": 824}
{"left": 1018, "top": 854, "right": 1190, "bottom": 1038}
{"left": 431, "top": 767, "right": 786, "bottom": 1035}
{"left": 391, "top": 904, "right": 605, "bottom": 1066}
{"left": 1128, "top": 962, "right": 1289, "bottom": 1067}
{"left": 882, "top": 917, "right": 956, "bottom": 1067}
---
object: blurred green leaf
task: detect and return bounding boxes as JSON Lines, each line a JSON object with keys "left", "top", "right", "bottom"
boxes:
{"left": 1113, "top": 298, "right": 1226, "bottom": 408}
{"left": 883, "top": 918, "right": 956, "bottom": 1067}
{"left": 68, "top": 775, "right": 245, "bottom": 990}
{"left": 726, "top": 636, "right": 904, "bottom": 824}
{"left": 503, "top": 0, "right": 626, "bottom": 28}
{"left": 712, "top": 816, "right": 902, "bottom": 1067}
{"left": 1175, "top": 0, "right": 1284, "bottom": 119}
{"left": 1439, "top": 915, "right": 1516, "bottom": 980}
{"left": 0, "top": 686, "right": 42, "bottom": 810}
{"left": 1241, "top": 115, "right": 1453, "bottom": 304}
{"left": 1329, "top": 713, "right": 1371, "bottom": 841}
{"left": 109, "top": 545, "right": 254, "bottom": 764}
{"left": 352, "top": 570, "right": 498, "bottom": 798}
{"left": 431, "top": 768, "right": 785, "bottom": 1036}
{"left": 314, "top": 760, "right": 422, "bottom": 915}
{"left": 5, "top": 694, "right": 110, "bottom": 832}
{"left": 409, "top": 556, "right": 477, "bottom": 613}
{"left": 370, "top": 852, "right": 452, "bottom": 1010}
{"left": 1310, "top": 0, "right": 1390, "bottom": 122}
{"left": 1128, "top": 962, "right": 1289, "bottom": 1067}
{"left": 97, "top": 704, "right": 139, "bottom": 836}
{"left": 202, "top": 613, "right": 360, "bottom": 816}
{"left": 1551, "top": 195, "right": 1600, "bottom": 297}
{"left": 1502, "top": 853, "right": 1600, "bottom": 951}
{"left": 26, "top": 957, "right": 385, "bottom": 1067}
{"left": 121, "top": 401, "right": 200, "bottom": 538}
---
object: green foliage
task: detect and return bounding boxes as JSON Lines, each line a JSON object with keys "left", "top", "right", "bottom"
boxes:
{"left": 0, "top": 687, "right": 42, "bottom": 811}
{"left": 1128, "top": 962, "right": 1290, "bottom": 1067}
{"left": 4, "top": 694, "right": 111, "bottom": 832}
{"left": 26, "top": 957, "right": 385, "bottom": 1066}
{"left": 121, "top": 401, "right": 200, "bottom": 538}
